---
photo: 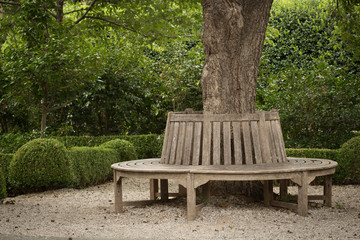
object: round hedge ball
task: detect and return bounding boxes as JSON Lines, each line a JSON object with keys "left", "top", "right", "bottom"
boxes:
{"left": 8, "top": 138, "right": 71, "bottom": 193}
{"left": 100, "top": 139, "right": 137, "bottom": 161}
{"left": 338, "top": 136, "right": 360, "bottom": 184}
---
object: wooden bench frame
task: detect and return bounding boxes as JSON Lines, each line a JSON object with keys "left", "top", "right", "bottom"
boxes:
{"left": 111, "top": 110, "right": 337, "bottom": 221}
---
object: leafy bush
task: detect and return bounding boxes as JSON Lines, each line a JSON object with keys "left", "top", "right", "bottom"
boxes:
{"left": 0, "top": 168, "right": 6, "bottom": 200}
{"left": 258, "top": 0, "right": 360, "bottom": 149}
{"left": 8, "top": 138, "right": 71, "bottom": 193}
{"left": 336, "top": 136, "right": 360, "bottom": 184}
{"left": 99, "top": 139, "right": 137, "bottom": 161}
{"left": 0, "top": 153, "right": 13, "bottom": 182}
{"left": 67, "top": 147, "right": 117, "bottom": 188}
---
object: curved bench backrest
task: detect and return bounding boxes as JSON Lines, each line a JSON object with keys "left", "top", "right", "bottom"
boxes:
{"left": 160, "top": 110, "right": 287, "bottom": 165}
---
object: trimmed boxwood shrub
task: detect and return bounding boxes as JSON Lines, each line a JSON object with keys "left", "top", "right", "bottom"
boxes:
{"left": 0, "top": 153, "right": 13, "bottom": 182}
{"left": 286, "top": 148, "right": 338, "bottom": 160}
{"left": 8, "top": 138, "right": 72, "bottom": 193}
{"left": 0, "top": 168, "right": 6, "bottom": 200}
{"left": 68, "top": 147, "right": 118, "bottom": 188}
{"left": 99, "top": 139, "right": 137, "bottom": 161}
{"left": 336, "top": 136, "right": 360, "bottom": 184}
{"left": 57, "top": 134, "right": 163, "bottom": 159}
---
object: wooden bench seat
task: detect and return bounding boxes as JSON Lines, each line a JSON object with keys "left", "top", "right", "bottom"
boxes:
{"left": 112, "top": 110, "right": 338, "bottom": 220}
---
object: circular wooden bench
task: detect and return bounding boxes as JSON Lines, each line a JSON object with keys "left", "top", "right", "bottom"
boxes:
{"left": 112, "top": 110, "right": 338, "bottom": 220}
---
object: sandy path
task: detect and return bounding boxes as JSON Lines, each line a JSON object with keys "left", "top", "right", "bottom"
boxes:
{"left": 0, "top": 178, "right": 359, "bottom": 240}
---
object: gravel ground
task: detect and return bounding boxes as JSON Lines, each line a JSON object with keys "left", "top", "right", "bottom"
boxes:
{"left": 0, "top": 178, "right": 359, "bottom": 240}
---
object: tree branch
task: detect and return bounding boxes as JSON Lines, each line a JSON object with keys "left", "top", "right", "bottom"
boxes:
{"left": 70, "top": 0, "right": 98, "bottom": 28}
{"left": 0, "top": 1, "right": 20, "bottom": 6}
{"left": 84, "top": 15, "right": 149, "bottom": 37}
{"left": 65, "top": 8, "right": 88, "bottom": 15}
{"left": 48, "top": 95, "right": 78, "bottom": 111}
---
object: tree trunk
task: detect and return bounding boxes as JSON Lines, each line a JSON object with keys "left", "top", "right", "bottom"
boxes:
{"left": 201, "top": 0, "right": 273, "bottom": 114}
{"left": 201, "top": 0, "right": 273, "bottom": 199}
{"left": 41, "top": 109, "right": 47, "bottom": 131}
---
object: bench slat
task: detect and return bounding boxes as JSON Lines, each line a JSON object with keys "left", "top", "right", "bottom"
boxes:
{"left": 169, "top": 122, "right": 180, "bottom": 165}
{"left": 232, "top": 122, "right": 243, "bottom": 165}
{"left": 213, "top": 122, "right": 221, "bottom": 165}
{"left": 258, "top": 112, "right": 271, "bottom": 164}
{"left": 161, "top": 112, "right": 172, "bottom": 164}
{"left": 271, "top": 120, "right": 282, "bottom": 163}
{"left": 175, "top": 122, "right": 186, "bottom": 165}
{"left": 192, "top": 122, "right": 202, "bottom": 165}
{"left": 202, "top": 119, "right": 211, "bottom": 165}
{"left": 242, "top": 121, "right": 253, "bottom": 164}
{"left": 266, "top": 120, "right": 277, "bottom": 163}
{"left": 275, "top": 119, "right": 287, "bottom": 163}
{"left": 223, "top": 122, "right": 232, "bottom": 165}
{"left": 183, "top": 122, "right": 194, "bottom": 165}
{"left": 251, "top": 121, "right": 263, "bottom": 164}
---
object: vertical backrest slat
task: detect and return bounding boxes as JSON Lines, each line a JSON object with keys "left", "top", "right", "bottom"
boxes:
{"left": 271, "top": 120, "right": 282, "bottom": 163}
{"left": 223, "top": 122, "right": 232, "bottom": 165}
{"left": 258, "top": 112, "right": 271, "bottom": 163}
{"left": 242, "top": 121, "right": 253, "bottom": 164}
{"left": 275, "top": 119, "right": 287, "bottom": 163}
{"left": 175, "top": 122, "right": 186, "bottom": 165}
{"left": 169, "top": 122, "right": 180, "bottom": 164}
{"left": 250, "top": 121, "right": 262, "bottom": 164}
{"left": 160, "top": 112, "right": 172, "bottom": 164}
{"left": 266, "top": 120, "right": 277, "bottom": 163}
{"left": 202, "top": 118, "right": 211, "bottom": 165}
{"left": 183, "top": 122, "right": 194, "bottom": 165}
{"left": 162, "top": 121, "right": 175, "bottom": 164}
{"left": 192, "top": 122, "right": 202, "bottom": 165}
{"left": 232, "top": 122, "right": 243, "bottom": 165}
{"left": 212, "top": 122, "right": 221, "bottom": 165}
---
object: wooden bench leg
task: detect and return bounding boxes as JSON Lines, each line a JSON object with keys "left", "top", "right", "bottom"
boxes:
{"left": 280, "top": 179, "right": 288, "bottom": 201}
{"left": 187, "top": 174, "right": 197, "bottom": 221}
{"left": 150, "top": 179, "right": 159, "bottom": 200}
{"left": 114, "top": 171, "right": 124, "bottom": 213}
{"left": 264, "top": 180, "right": 273, "bottom": 207}
{"left": 298, "top": 172, "right": 308, "bottom": 216}
{"left": 160, "top": 179, "right": 169, "bottom": 201}
{"left": 324, "top": 175, "right": 332, "bottom": 207}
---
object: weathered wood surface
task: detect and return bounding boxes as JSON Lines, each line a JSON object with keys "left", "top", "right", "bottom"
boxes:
{"left": 161, "top": 110, "right": 289, "bottom": 166}
{"left": 113, "top": 110, "right": 338, "bottom": 220}
{"left": 111, "top": 158, "right": 338, "bottom": 175}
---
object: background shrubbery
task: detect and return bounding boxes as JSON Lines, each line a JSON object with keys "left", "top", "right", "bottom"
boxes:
{"left": 0, "top": 137, "right": 138, "bottom": 195}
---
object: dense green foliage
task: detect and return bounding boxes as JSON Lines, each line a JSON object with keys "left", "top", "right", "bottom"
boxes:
{"left": 0, "top": 0, "right": 359, "bottom": 150}
{"left": 8, "top": 138, "right": 72, "bottom": 193}
{"left": 0, "top": 153, "right": 13, "bottom": 183}
{"left": 258, "top": 0, "right": 360, "bottom": 149}
{"left": 68, "top": 146, "right": 117, "bottom": 188}
{"left": 336, "top": 136, "right": 360, "bottom": 184}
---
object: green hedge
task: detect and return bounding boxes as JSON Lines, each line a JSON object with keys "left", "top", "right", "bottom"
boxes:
{"left": 100, "top": 139, "right": 137, "bottom": 161}
{"left": 68, "top": 147, "right": 118, "bottom": 188}
{"left": 0, "top": 168, "right": 6, "bottom": 200}
{"left": 56, "top": 134, "right": 163, "bottom": 159}
{"left": 0, "top": 153, "right": 13, "bottom": 182}
{"left": 337, "top": 137, "right": 360, "bottom": 184}
{"left": 286, "top": 148, "right": 338, "bottom": 160}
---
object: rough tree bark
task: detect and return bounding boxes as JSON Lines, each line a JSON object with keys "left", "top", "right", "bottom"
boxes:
{"left": 201, "top": 0, "right": 273, "bottom": 199}
{"left": 202, "top": 0, "right": 273, "bottom": 114}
